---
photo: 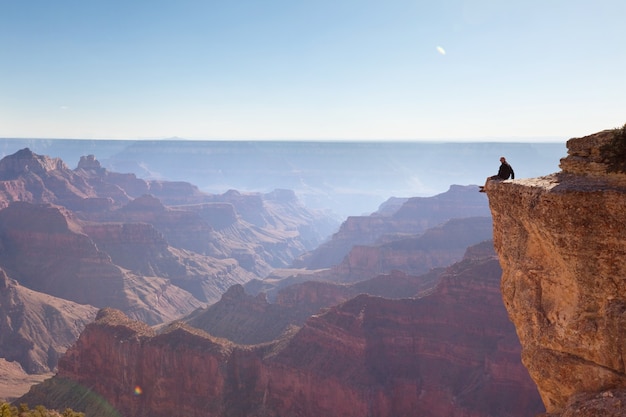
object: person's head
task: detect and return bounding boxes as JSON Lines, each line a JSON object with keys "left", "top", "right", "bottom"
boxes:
{"left": 500, "top": 157, "right": 506, "bottom": 163}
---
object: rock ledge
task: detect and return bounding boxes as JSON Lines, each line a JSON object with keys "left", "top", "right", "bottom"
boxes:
{"left": 487, "top": 129, "right": 626, "bottom": 416}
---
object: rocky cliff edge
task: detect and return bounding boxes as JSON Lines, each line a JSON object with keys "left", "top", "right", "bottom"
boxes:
{"left": 486, "top": 128, "right": 626, "bottom": 416}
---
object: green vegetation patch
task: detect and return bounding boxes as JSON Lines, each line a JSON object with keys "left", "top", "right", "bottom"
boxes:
{"left": 1, "top": 401, "right": 83, "bottom": 416}
{"left": 601, "top": 123, "right": 626, "bottom": 173}
{"left": 11, "top": 378, "right": 122, "bottom": 417}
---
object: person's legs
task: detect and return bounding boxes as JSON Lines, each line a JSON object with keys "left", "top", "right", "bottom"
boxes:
{"left": 479, "top": 176, "right": 499, "bottom": 192}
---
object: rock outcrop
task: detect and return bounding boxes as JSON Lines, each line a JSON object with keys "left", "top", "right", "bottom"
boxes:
{"left": 0, "top": 146, "right": 345, "bottom": 404}
{"left": 486, "top": 128, "right": 626, "bottom": 416}
{"left": 19, "top": 244, "right": 543, "bottom": 417}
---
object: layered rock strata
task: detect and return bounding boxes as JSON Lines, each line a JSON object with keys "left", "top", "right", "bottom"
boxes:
{"left": 486, "top": 129, "right": 626, "bottom": 416}
{"left": 21, "top": 247, "right": 542, "bottom": 417}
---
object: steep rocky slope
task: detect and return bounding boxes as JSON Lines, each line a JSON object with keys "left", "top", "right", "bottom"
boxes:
{"left": 486, "top": 128, "right": 626, "bottom": 416}
{"left": 19, "top": 244, "right": 543, "bottom": 417}
{"left": 0, "top": 269, "right": 97, "bottom": 374}
{"left": 0, "top": 147, "right": 336, "bottom": 308}
{"left": 0, "top": 148, "right": 100, "bottom": 209}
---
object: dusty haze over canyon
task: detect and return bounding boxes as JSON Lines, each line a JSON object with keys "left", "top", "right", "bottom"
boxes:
{"left": 4, "top": 130, "right": 625, "bottom": 416}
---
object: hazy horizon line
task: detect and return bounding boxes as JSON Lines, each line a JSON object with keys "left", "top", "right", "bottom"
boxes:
{"left": 0, "top": 135, "right": 569, "bottom": 143}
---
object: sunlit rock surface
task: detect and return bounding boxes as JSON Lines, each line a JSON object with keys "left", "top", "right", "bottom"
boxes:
{"left": 487, "top": 129, "right": 626, "bottom": 416}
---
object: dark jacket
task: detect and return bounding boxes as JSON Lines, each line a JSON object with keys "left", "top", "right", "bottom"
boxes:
{"left": 497, "top": 162, "right": 514, "bottom": 180}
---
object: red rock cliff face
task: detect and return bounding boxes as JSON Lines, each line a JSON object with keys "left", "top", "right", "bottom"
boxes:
{"left": 31, "top": 249, "right": 542, "bottom": 417}
{"left": 487, "top": 128, "right": 626, "bottom": 416}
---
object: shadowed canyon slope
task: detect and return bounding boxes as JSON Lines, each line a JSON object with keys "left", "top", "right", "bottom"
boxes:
{"left": 247, "top": 185, "right": 492, "bottom": 300}
{"left": 486, "top": 128, "right": 626, "bottom": 416}
{"left": 0, "top": 269, "right": 97, "bottom": 374}
{"left": 190, "top": 220, "right": 496, "bottom": 347}
{"left": 20, "top": 244, "right": 543, "bottom": 417}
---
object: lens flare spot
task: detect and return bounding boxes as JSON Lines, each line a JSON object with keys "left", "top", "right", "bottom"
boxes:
{"left": 436, "top": 46, "right": 446, "bottom": 55}
{"left": 133, "top": 386, "right": 143, "bottom": 396}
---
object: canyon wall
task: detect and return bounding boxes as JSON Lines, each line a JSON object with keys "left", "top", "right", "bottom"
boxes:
{"left": 487, "top": 129, "right": 626, "bottom": 416}
{"left": 20, "top": 246, "right": 543, "bottom": 417}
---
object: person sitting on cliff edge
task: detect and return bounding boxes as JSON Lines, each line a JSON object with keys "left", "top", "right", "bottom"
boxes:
{"left": 479, "top": 157, "right": 514, "bottom": 192}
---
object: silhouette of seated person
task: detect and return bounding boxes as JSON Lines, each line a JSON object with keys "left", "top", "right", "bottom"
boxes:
{"left": 479, "top": 157, "right": 514, "bottom": 192}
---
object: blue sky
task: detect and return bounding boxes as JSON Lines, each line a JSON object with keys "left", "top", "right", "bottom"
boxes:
{"left": 1, "top": 0, "right": 625, "bottom": 141}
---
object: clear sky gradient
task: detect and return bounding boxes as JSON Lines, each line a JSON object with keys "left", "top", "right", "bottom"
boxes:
{"left": 1, "top": 0, "right": 625, "bottom": 141}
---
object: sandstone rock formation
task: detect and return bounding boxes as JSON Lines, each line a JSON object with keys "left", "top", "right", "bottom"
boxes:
{"left": 20, "top": 244, "right": 543, "bottom": 417}
{"left": 77, "top": 155, "right": 339, "bottom": 271}
{"left": 486, "top": 128, "right": 626, "bottom": 416}
{"left": 0, "top": 148, "right": 99, "bottom": 210}
{"left": 0, "top": 149, "right": 336, "bottom": 277}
